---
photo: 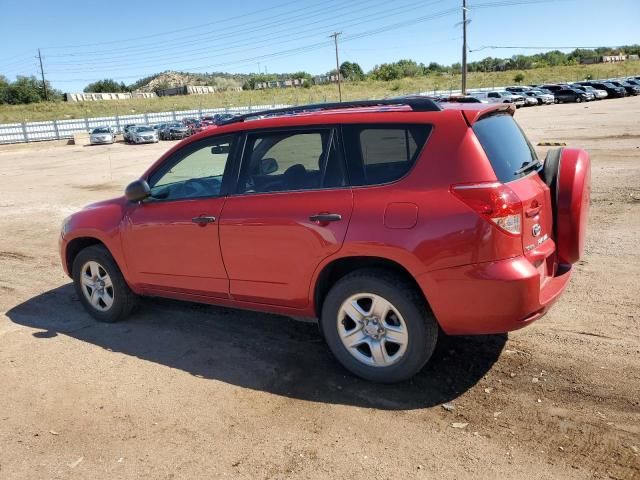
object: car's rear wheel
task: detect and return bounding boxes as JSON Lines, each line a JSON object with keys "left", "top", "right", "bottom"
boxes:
{"left": 320, "top": 269, "right": 438, "bottom": 383}
{"left": 72, "top": 245, "right": 136, "bottom": 323}
{"left": 576, "top": 96, "right": 582, "bottom": 103}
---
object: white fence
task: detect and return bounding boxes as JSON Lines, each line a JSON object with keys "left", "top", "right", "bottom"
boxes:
{"left": 0, "top": 104, "right": 290, "bottom": 144}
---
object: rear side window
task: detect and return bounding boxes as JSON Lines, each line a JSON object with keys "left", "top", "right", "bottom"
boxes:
{"left": 472, "top": 114, "right": 538, "bottom": 183}
{"left": 343, "top": 124, "right": 431, "bottom": 186}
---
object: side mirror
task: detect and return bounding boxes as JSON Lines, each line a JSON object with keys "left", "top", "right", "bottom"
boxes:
{"left": 260, "top": 157, "right": 278, "bottom": 175}
{"left": 125, "top": 179, "right": 150, "bottom": 202}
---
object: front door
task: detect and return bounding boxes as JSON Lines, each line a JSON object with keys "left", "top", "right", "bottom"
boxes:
{"left": 122, "top": 135, "right": 238, "bottom": 298}
{"left": 219, "top": 127, "right": 353, "bottom": 309}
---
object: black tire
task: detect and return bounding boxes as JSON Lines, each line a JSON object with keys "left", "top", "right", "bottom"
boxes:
{"left": 320, "top": 269, "right": 438, "bottom": 383}
{"left": 72, "top": 244, "right": 136, "bottom": 323}
{"left": 575, "top": 96, "right": 582, "bottom": 103}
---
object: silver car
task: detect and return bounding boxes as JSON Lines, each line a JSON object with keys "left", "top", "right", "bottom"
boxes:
{"left": 525, "top": 90, "right": 554, "bottom": 105}
{"left": 572, "top": 84, "right": 607, "bottom": 100}
{"left": 131, "top": 126, "right": 159, "bottom": 144}
{"left": 471, "top": 91, "right": 526, "bottom": 107}
{"left": 89, "top": 127, "right": 116, "bottom": 145}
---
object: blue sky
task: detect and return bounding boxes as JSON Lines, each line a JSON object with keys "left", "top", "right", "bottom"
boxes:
{"left": 1, "top": 0, "right": 638, "bottom": 92}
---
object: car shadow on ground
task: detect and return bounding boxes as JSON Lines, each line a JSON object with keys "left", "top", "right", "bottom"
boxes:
{"left": 6, "top": 284, "right": 506, "bottom": 410}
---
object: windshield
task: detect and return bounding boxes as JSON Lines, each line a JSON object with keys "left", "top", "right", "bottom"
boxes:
{"left": 498, "top": 91, "right": 511, "bottom": 96}
{"left": 92, "top": 128, "right": 110, "bottom": 134}
{"left": 136, "top": 126, "right": 153, "bottom": 132}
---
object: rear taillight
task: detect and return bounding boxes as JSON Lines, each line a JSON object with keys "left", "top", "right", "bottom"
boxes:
{"left": 451, "top": 182, "right": 523, "bottom": 235}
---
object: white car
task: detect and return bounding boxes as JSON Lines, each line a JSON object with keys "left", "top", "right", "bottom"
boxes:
{"left": 471, "top": 91, "right": 526, "bottom": 108}
{"left": 524, "top": 90, "right": 554, "bottom": 105}
{"left": 131, "top": 126, "right": 159, "bottom": 144}
{"left": 89, "top": 127, "right": 116, "bottom": 145}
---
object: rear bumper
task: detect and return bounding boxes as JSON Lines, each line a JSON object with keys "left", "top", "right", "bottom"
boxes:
{"left": 418, "top": 255, "right": 572, "bottom": 335}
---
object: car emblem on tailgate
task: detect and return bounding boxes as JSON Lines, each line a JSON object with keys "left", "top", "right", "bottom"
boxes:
{"left": 532, "top": 224, "right": 542, "bottom": 237}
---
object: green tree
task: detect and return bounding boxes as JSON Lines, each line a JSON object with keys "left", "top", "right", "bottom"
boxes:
{"left": 513, "top": 72, "right": 525, "bottom": 83}
{"left": 83, "top": 79, "right": 129, "bottom": 93}
{"left": 340, "top": 61, "right": 364, "bottom": 81}
{"left": 369, "top": 63, "right": 403, "bottom": 81}
{"left": 0, "top": 75, "right": 9, "bottom": 103}
{"left": 4, "top": 76, "right": 43, "bottom": 104}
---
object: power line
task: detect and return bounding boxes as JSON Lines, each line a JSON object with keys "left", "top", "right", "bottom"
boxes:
{"left": 46, "top": 6, "right": 457, "bottom": 83}
{"left": 469, "top": 45, "right": 618, "bottom": 52}
{"left": 44, "top": 0, "right": 435, "bottom": 74}
{"left": 43, "top": 0, "right": 360, "bottom": 58}
{"left": 42, "top": 0, "right": 569, "bottom": 85}
{"left": 44, "top": 0, "right": 414, "bottom": 65}
{"left": 43, "top": 0, "right": 301, "bottom": 50}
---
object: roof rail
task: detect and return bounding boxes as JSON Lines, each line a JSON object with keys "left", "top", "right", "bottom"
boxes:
{"left": 218, "top": 98, "right": 441, "bottom": 126}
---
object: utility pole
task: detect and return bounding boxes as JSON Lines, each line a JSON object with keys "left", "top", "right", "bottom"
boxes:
{"left": 329, "top": 32, "right": 342, "bottom": 102}
{"left": 37, "top": 48, "right": 48, "bottom": 101}
{"left": 461, "top": 0, "right": 468, "bottom": 94}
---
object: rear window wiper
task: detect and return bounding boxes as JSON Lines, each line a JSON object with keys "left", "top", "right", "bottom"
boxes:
{"left": 515, "top": 159, "right": 542, "bottom": 175}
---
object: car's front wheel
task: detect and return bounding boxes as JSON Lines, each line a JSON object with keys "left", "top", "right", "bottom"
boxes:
{"left": 321, "top": 269, "right": 438, "bottom": 383}
{"left": 72, "top": 245, "right": 136, "bottom": 323}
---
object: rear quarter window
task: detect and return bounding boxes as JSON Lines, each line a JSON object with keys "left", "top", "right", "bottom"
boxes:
{"left": 343, "top": 124, "right": 431, "bottom": 186}
{"left": 472, "top": 114, "right": 539, "bottom": 183}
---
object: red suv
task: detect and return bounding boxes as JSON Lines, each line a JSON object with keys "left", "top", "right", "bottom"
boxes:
{"left": 59, "top": 99, "right": 590, "bottom": 382}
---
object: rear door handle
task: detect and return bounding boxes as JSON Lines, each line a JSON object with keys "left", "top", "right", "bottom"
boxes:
{"left": 192, "top": 216, "right": 216, "bottom": 224}
{"left": 309, "top": 213, "right": 342, "bottom": 223}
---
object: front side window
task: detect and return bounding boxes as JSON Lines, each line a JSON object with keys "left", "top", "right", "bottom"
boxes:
{"left": 237, "top": 129, "right": 346, "bottom": 194}
{"left": 148, "top": 135, "right": 235, "bottom": 201}
{"left": 342, "top": 124, "right": 431, "bottom": 186}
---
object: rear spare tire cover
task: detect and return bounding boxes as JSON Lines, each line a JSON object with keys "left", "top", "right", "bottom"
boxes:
{"left": 544, "top": 148, "right": 591, "bottom": 264}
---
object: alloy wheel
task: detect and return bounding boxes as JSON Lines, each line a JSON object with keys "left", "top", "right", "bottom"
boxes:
{"left": 80, "top": 261, "right": 114, "bottom": 311}
{"left": 337, "top": 293, "right": 409, "bottom": 367}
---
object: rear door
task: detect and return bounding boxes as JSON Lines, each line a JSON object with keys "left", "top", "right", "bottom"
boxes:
{"left": 219, "top": 127, "right": 352, "bottom": 309}
{"left": 472, "top": 114, "right": 553, "bottom": 263}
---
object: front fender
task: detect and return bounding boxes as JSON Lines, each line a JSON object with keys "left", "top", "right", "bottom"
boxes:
{"left": 60, "top": 197, "right": 129, "bottom": 280}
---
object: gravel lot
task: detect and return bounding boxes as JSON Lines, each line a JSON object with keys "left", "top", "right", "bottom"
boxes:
{"left": 0, "top": 98, "right": 639, "bottom": 479}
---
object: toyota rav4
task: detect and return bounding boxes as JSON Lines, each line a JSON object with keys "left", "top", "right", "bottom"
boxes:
{"left": 60, "top": 99, "right": 590, "bottom": 383}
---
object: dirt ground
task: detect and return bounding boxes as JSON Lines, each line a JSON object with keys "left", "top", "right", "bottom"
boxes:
{"left": 0, "top": 98, "right": 639, "bottom": 480}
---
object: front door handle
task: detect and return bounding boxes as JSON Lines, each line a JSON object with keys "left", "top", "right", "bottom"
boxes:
{"left": 309, "top": 213, "right": 342, "bottom": 223}
{"left": 192, "top": 216, "right": 216, "bottom": 224}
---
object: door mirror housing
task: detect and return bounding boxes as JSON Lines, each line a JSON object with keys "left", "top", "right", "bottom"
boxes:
{"left": 125, "top": 179, "right": 151, "bottom": 202}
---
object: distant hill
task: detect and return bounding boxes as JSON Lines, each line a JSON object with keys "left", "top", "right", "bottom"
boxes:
{"left": 130, "top": 71, "right": 247, "bottom": 92}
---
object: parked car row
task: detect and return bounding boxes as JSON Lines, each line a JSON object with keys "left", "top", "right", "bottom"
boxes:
{"left": 89, "top": 113, "right": 239, "bottom": 146}
{"left": 464, "top": 76, "right": 640, "bottom": 107}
